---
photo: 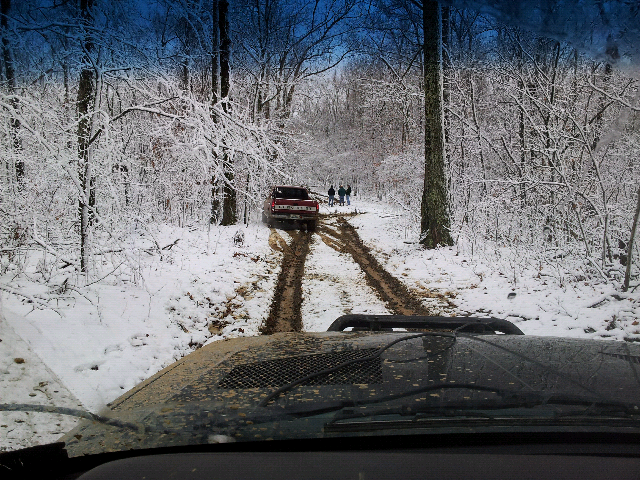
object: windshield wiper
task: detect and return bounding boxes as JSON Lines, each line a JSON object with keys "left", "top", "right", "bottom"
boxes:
{"left": 0, "top": 403, "right": 145, "bottom": 433}
{"left": 320, "top": 391, "right": 640, "bottom": 433}
{"left": 261, "top": 384, "right": 640, "bottom": 422}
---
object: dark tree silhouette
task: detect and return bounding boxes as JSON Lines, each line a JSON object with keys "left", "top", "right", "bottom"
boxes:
{"left": 420, "top": 0, "right": 453, "bottom": 248}
{"left": 77, "top": 0, "right": 96, "bottom": 272}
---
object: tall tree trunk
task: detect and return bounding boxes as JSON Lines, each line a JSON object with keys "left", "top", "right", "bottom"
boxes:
{"left": 623, "top": 185, "right": 640, "bottom": 292}
{"left": 517, "top": 35, "right": 527, "bottom": 206}
{"left": 219, "top": 0, "right": 230, "bottom": 113}
{"left": 590, "top": 61, "right": 614, "bottom": 266}
{"left": 210, "top": 0, "right": 221, "bottom": 224}
{"left": 211, "top": 0, "right": 219, "bottom": 105}
{"left": 219, "top": 0, "right": 236, "bottom": 226}
{"left": 420, "top": 1, "right": 453, "bottom": 248}
{"left": 1, "top": 0, "right": 22, "bottom": 184}
{"left": 77, "top": 0, "right": 95, "bottom": 273}
{"left": 441, "top": 5, "right": 450, "bottom": 148}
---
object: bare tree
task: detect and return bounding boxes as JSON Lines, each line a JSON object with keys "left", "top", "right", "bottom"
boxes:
{"left": 420, "top": 0, "right": 453, "bottom": 247}
{"left": 210, "top": 0, "right": 221, "bottom": 223}
{"left": 1, "top": 0, "right": 22, "bottom": 185}
{"left": 219, "top": 0, "right": 236, "bottom": 226}
{"left": 77, "top": 0, "right": 96, "bottom": 273}
{"left": 234, "top": 0, "right": 356, "bottom": 123}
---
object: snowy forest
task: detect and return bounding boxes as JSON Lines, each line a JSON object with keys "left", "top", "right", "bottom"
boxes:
{"left": 1, "top": 0, "right": 640, "bottom": 290}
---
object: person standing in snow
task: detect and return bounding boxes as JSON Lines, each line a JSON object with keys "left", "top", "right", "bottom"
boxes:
{"left": 345, "top": 185, "right": 352, "bottom": 206}
{"left": 328, "top": 185, "right": 335, "bottom": 206}
{"left": 338, "top": 185, "right": 346, "bottom": 206}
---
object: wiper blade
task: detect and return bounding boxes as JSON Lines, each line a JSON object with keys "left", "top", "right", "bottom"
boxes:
{"left": 332, "top": 399, "right": 639, "bottom": 422}
{"left": 266, "top": 384, "right": 640, "bottom": 422}
{"left": 0, "top": 403, "right": 145, "bottom": 433}
{"left": 318, "top": 390, "right": 640, "bottom": 434}
{"left": 379, "top": 385, "right": 639, "bottom": 414}
{"left": 324, "top": 412, "right": 640, "bottom": 434}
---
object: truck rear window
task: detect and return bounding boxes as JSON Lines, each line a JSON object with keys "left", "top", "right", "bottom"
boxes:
{"left": 273, "top": 188, "right": 309, "bottom": 200}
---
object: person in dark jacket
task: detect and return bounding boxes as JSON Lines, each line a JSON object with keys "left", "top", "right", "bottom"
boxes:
{"left": 328, "top": 185, "right": 335, "bottom": 206}
{"left": 346, "top": 185, "right": 352, "bottom": 205}
{"left": 338, "top": 185, "right": 346, "bottom": 206}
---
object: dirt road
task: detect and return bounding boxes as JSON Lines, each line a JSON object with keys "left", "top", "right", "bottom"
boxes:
{"left": 262, "top": 214, "right": 444, "bottom": 333}
{"left": 317, "top": 217, "right": 431, "bottom": 316}
{"left": 261, "top": 229, "right": 312, "bottom": 334}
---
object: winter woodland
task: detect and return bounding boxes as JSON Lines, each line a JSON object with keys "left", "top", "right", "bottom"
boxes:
{"left": 1, "top": 0, "right": 639, "bottom": 300}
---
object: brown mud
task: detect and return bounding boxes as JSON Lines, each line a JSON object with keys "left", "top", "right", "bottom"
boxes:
{"left": 317, "top": 217, "right": 431, "bottom": 316}
{"left": 262, "top": 213, "right": 450, "bottom": 334}
{"left": 261, "top": 229, "right": 311, "bottom": 334}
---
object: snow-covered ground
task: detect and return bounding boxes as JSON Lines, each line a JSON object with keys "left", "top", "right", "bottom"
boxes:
{"left": 0, "top": 223, "right": 279, "bottom": 451}
{"left": 349, "top": 200, "right": 640, "bottom": 340}
{"left": 2, "top": 197, "right": 639, "bottom": 451}
{"left": 301, "top": 215, "right": 391, "bottom": 331}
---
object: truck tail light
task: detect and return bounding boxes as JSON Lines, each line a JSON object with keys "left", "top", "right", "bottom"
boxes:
{"left": 316, "top": 202, "right": 319, "bottom": 212}
{"left": 271, "top": 200, "right": 275, "bottom": 212}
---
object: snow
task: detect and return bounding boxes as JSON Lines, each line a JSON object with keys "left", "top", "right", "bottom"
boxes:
{"left": 1, "top": 223, "right": 278, "bottom": 451}
{"left": 301, "top": 222, "right": 390, "bottom": 331}
{"left": 2, "top": 197, "right": 640, "bottom": 451}
{"left": 0, "top": 311, "right": 82, "bottom": 450}
{"left": 349, "top": 199, "right": 640, "bottom": 340}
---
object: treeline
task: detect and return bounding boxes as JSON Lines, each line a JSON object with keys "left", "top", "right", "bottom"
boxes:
{"left": 0, "top": 0, "right": 356, "bottom": 279}
{"left": 1, "top": 1, "right": 639, "bottom": 289}
{"left": 292, "top": 8, "right": 640, "bottom": 286}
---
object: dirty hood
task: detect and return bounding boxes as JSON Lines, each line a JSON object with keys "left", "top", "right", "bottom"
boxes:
{"left": 61, "top": 332, "right": 640, "bottom": 456}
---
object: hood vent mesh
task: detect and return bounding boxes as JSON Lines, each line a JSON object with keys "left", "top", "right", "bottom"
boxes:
{"left": 218, "top": 348, "right": 382, "bottom": 389}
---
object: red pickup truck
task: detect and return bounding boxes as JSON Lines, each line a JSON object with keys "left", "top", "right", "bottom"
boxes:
{"left": 262, "top": 185, "right": 319, "bottom": 231}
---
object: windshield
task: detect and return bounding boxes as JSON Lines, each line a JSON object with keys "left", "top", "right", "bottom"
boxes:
{"left": 274, "top": 188, "right": 310, "bottom": 200}
{"left": 1, "top": 0, "right": 640, "bottom": 456}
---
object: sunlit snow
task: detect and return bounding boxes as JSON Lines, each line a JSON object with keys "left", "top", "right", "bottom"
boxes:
{"left": 1, "top": 197, "right": 639, "bottom": 451}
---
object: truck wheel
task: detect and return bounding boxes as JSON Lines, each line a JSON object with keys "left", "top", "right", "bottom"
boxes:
{"left": 307, "top": 220, "right": 316, "bottom": 232}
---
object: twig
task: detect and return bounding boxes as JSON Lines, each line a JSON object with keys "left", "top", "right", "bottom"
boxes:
{"left": 587, "top": 295, "right": 609, "bottom": 309}
{"left": 31, "top": 219, "right": 79, "bottom": 271}
{"left": 67, "top": 286, "right": 97, "bottom": 306}
{"left": 93, "top": 249, "right": 124, "bottom": 255}
{"left": 587, "top": 258, "right": 610, "bottom": 284}
{"left": 162, "top": 239, "right": 180, "bottom": 250}
{"left": 0, "top": 284, "right": 63, "bottom": 317}
{"left": 83, "top": 262, "right": 126, "bottom": 287}
{"left": 587, "top": 81, "right": 640, "bottom": 112}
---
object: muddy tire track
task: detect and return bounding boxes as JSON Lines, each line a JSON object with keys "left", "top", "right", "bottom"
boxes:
{"left": 268, "top": 229, "right": 289, "bottom": 252}
{"left": 317, "top": 218, "right": 431, "bottom": 316}
{"left": 261, "top": 229, "right": 311, "bottom": 334}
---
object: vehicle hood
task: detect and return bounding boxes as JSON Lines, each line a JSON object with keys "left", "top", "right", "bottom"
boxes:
{"left": 60, "top": 332, "right": 640, "bottom": 456}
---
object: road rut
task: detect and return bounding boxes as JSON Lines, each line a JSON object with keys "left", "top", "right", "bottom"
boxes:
{"left": 261, "top": 229, "right": 311, "bottom": 334}
{"left": 262, "top": 214, "right": 444, "bottom": 334}
{"left": 317, "top": 217, "right": 431, "bottom": 316}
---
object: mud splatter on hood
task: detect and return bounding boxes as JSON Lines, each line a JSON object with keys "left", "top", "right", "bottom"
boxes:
{"left": 61, "top": 332, "right": 640, "bottom": 456}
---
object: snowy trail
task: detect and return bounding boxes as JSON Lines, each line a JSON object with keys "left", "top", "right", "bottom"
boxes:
{"left": 318, "top": 217, "right": 434, "bottom": 315}
{"left": 0, "top": 297, "right": 83, "bottom": 451}
{"left": 302, "top": 221, "right": 390, "bottom": 331}
{"left": 3, "top": 199, "right": 639, "bottom": 452}
{"left": 301, "top": 211, "right": 454, "bottom": 331}
{"left": 262, "top": 215, "right": 396, "bottom": 333}
{"left": 262, "top": 228, "right": 311, "bottom": 333}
